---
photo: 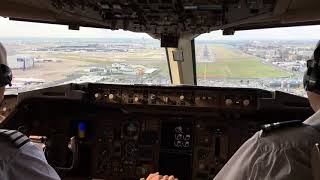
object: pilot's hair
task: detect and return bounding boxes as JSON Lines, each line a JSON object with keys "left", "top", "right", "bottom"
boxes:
{"left": 0, "top": 43, "right": 7, "bottom": 65}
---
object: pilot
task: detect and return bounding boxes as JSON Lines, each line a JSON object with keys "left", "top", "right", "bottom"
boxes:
{"left": 213, "top": 43, "right": 320, "bottom": 180}
{"left": 0, "top": 42, "right": 61, "bottom": 180}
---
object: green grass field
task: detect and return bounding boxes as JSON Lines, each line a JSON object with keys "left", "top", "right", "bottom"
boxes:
{"left": 24, "top": 44, "right": 292, "bottom": 79}
{"left": 197, "top": 45, "right": 292, "bottom": 78}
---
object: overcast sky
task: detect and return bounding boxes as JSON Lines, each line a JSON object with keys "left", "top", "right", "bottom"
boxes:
{"left": 1, "top": 17, "right": 320, "bottom": 40}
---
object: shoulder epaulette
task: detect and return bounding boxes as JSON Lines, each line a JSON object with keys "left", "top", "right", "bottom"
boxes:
{"left": 0, "top": 129, "right": 30, "bottom": 148}
{"left": 261, "top": 120, "right": 303, "bottom": 136}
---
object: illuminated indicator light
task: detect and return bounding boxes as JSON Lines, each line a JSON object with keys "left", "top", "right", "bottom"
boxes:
{"left": 79, "top": 132, "right": 85, "bottom": 138}
{"left": 78, "top": 122, "right": 86, "bottom": 138}
{"left": 109, "top": 94, "right": 114, "bottom": 100}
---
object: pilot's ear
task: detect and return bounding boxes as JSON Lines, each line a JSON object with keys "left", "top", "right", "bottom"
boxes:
{"left": 0, "top": 43, "right": 7, "bottom": 65}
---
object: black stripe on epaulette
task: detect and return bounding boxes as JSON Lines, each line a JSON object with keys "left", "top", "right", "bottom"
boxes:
{"left": 0, "top": 129, "right": 30, "bottom": 148}
{"left": 16, "top": 139, "right": 31, "bottom": 149}
{"left": 0, "top": 129, "right": 7, "bottom": 133}
{"left": 14, "top": 135, "right": 30, "bottom": 148}
{"left": 11, "top": 133, "right": 24, "bottom": 142}
{"left": 4, "top": 130, "right": 18, "bottom": 136}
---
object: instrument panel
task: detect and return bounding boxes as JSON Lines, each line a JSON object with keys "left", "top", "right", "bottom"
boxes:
{"left": 0, "top": 83, "right": 313, "bottom": 180}
{"left": 89, "top": 84, "right": 258, "bottom": 110}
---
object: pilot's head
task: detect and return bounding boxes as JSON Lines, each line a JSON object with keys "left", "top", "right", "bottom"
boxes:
{"left": 0, "top": 43, "right": 7, "bottom": 103}
{"left": 304, "top": 41, "right": 320, "bottom": 112}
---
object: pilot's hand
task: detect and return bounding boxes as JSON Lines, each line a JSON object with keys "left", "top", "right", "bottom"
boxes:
{"left": 146, "top": 172, "right": 178, "bottom": 180}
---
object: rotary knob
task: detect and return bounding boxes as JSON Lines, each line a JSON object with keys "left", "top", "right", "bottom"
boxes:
{"left": 243, "top": 99, "right": 250, "bottom": 106}
{"left": 150, "top": 94, "right": 156, "bottom": 100}
{"left": 94, "top": 93, "right": 102, "bottom": 100}
{"left": 225, "top": 98, "right": 233, "bottom": 106}
{"left": 108, "top": 94, "right": 114, "bottom": 100}
{"left": 108, "top": 94, "right": 119, "bottom": 103}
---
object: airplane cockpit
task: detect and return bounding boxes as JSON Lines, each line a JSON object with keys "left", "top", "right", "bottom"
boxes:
{"left": 0, "top": 0, "right": 320, "bottom": 179}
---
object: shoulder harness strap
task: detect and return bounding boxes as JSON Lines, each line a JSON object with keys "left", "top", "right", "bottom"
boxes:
{"left": 0, "top": 129, "right": 30, "bottom": 148}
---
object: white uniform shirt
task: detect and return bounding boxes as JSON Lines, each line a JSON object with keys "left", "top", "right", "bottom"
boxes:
{"left": 0, "top": 136, "right": 61, "bottom": 180}
{"left": 214, "top": 111, "right": 320, "bottom": 180}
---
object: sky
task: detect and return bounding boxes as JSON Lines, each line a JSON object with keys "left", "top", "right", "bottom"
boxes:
{"left": 1, "top": 17, "right": 320, "bottom": 40}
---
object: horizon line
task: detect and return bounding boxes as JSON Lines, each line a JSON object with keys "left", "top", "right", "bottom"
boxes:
{"left": 0, "top": 36, "right": 319, "bottom": 41}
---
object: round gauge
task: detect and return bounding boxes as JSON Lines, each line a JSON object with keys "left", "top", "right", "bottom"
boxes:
{"left": 122, "top": 121, "right": 139, "bottom": 138}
